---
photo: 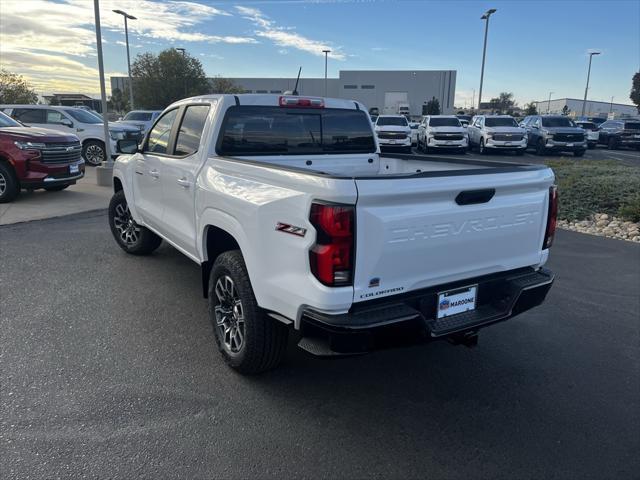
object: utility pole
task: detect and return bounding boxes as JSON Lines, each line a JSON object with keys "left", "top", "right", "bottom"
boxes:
{"left": 112, "top": 9, "right": 136, "bottom": 110}
{"left": 322, "top": 49, "right": 331, "bottom": 97}
{"left": 547, "top": 91, "right": 554, "bottom": 114}
{"left": 94, "top": 0, "right": 112, "bottom": 186}
{"left": 609, "top": 96, "right": 614, "bottom": 114}
{"left": 176, "top": 47, "right": 187, "bottom": 98}
{"left": 581, "top": 51, "right": 601, "bottom": 116}
{"left": 478, "top": 8, "right": 497, "bottom": 111}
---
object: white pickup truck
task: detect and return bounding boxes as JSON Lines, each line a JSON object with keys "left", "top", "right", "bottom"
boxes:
{"left": 109, "top": 94, "right": 556, "bottom": 374}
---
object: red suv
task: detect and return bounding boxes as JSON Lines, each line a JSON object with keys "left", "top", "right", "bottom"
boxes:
{"left": 0, "top": 111, "right": 85, "bottom": 203}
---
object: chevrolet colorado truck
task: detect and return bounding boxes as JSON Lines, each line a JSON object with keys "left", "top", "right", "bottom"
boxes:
{"left": 109, "top": 94, "right": 556, "bottom": 374}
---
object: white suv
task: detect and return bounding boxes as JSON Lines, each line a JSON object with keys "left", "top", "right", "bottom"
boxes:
{"left": 417, "top": 115, "right": 468, "bottom": 153}
{"left": 0, "top": 105, "right": 142, "bottom": 166}
{"left": 468, "top": 115, "right": 527, "bottom": 155}
{"left": 374, "top": 115, "right": 412, "bottom": 153}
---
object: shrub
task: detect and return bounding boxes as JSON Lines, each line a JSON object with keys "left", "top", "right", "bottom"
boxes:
{"left": 545, "top": 159, "right": 640, "bottom": 221}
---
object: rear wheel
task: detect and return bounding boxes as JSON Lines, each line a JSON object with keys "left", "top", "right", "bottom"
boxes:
{"left": 44, "top": 185, "right": 70, "bottom": 192}
{"left": 108, "top": 190, "right": 162, "bottom": 255}
{"left": 83, "top": 140, "right": 105, "bottom": 166}
{"left": 0, "top": 162, "right": 20, "bottom": 203}
{"left": 209, "top": 250, "right": 288, "bottom": 374}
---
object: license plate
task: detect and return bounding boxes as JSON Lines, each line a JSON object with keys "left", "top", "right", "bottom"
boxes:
{"left": 390, "top": 140, "right": 396, "bottom": 144}
{"left": 437, "top": 285, "right": 477, "bottom": 319}
{"left": 505, "top": 142, "right": 512, "bottom": 146}
{"left": 69, "top": 164, "right": 80, "bottom": 174}
{"left": 446, "top": 141, "right": 453, "bottom": 145}
{"left": 566, "top": 143, "right": 573, "bottom": 147}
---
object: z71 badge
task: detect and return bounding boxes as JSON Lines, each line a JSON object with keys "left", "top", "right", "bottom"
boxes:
{"left": 275, "top": 222, "right": 307, "bottom": 237}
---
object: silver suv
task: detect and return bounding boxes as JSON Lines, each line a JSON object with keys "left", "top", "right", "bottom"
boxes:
{"left": 521, "top": 115, "right": 586, "bottom": 157}
{"left": 468, "top": 115, "right": 527, "bottom": 155}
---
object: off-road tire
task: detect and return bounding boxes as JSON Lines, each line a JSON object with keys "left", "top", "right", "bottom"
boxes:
{"left": 108, "top": 190, "right": 162, "bottom": 255}
{"left": 209, "top": 250, "right": 288, "bottom": 374}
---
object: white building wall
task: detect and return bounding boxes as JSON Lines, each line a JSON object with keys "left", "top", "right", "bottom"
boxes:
{"left": 535, "top": 98, "right": 637, "bottom": 118}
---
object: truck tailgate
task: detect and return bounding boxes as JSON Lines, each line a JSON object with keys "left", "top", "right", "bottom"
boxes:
{"left": 353, "top": 168, "right": 554, "bottom": 302}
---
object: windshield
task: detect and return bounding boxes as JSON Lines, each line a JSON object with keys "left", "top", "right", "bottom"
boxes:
{"left": 485, "top": 117, "right": 518, "bottom": 127}
{"left": 624, "top": 122, "right": 640, "bottom": 130}
{"left": 377, "top": 116, "right": 408, "bottom": 127}
{"left": 0, "top": 111, "right": 21, "bottom": 128}
{"left": 218, "top": 106, "right": 376, "bottom": 156}
{"left": 124, "top": 111, "right": 153, "bottom": 121}
{"left": 65, "top": 109, "right": 103, "bottom": 124}
{"left": 429, "top": 117, "right": 461, "bottom": 127}
{"left": 541, "top": 117, "right": 575, "bottom": 127}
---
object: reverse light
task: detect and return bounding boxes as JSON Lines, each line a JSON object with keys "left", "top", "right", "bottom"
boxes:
{"left": 543, "top": 185, "right": 558, "bottom": 249}
{"left": 279, "top": 96, "right": 324, "bottom": 108}
{"left": 309, "top": 202, "right": 354, "bottom": 287}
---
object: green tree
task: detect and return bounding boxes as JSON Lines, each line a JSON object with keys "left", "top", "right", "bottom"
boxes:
{"left": 108, "top": 88, "right": 130, "bottom": 113}
{"left": 524, "top": 102, "right": 538, "bottom": 115}
{"left": 630, "top": 72, "right": 640, "bottom": 113}
{"left": 424, "top": 96, "right": 440, "bottom": 115}
{"left": 131, "top": 48, "right": 209, "bottom": 109}
{"left": 489, "top": 92, "right": 515, "bottom": 114}
{"left": 209, "top": 77, "right": 244, "bottom": 94}
{"left": 0, "top": 70, "right": 38, "bottom": 104}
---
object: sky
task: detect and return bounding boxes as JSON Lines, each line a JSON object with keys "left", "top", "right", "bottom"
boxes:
{"left": 1, "top": 0, "right": 638, "bottom": 108}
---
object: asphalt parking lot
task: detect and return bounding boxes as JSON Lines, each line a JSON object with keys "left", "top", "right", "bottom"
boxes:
{"left": 1, "top": 212, "right": 638, "bottom": 479}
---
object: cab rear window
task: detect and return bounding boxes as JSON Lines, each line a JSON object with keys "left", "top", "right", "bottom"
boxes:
{"left": 217, "top": 106, "right": 376, "bottom": 156}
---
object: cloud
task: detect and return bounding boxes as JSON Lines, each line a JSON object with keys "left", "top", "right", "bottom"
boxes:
{"left": 236, "top": 5, "right": 346, "bottom": 60}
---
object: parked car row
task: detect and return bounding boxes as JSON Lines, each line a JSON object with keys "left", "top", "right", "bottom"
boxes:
{"left": 0, "top": 105, "right": 144, "bottom": 166}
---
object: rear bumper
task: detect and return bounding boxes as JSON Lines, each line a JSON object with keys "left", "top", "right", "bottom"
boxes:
{"left": 298, "top": 267, "right": 554, "bottom": 356}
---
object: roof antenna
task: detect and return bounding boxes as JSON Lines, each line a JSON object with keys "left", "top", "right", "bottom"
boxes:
{"left": 292, "top": 67, "right": 302, "bottom": 95}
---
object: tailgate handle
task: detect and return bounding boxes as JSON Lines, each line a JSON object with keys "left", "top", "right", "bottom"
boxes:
{"left": 455, "top": 188, "right": 495, "bottom": 205}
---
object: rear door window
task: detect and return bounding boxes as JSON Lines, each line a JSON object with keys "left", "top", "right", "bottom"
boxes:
{"left": 13, "top": 108, "right": 45, "bottom": 124}
{"left": 46, "top": 110, "right": 67, "bottom": 124}
{"left": 175, "top": 105, "right": 210, "bottom": 156}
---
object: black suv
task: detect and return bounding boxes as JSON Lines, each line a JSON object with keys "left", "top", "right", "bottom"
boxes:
{"left": 597, "top": 119, "right": 640, "bottom": 150}
{"left": 521, "top": 115, "right": 587, "bottom": 156}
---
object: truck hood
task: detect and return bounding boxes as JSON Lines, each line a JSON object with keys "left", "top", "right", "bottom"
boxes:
{"left": 375, "top": 126, "right": 410, "bottom": 133}
{"left": 430, "top": 126, "right": 466, "bottom": 133}
{"left": 114, "top": 120, "right": 146, "bottom": 130}
{"left": 0, "top": 126, "right": 78, "bottom": 143}
{"left": 543, "top": 127, "right": 584, "bottom": 134}
{"left": 485, "top": 127, "right": 525, "bottom": 134}
{"left": 108, "top": 122, "right": 140, "bottom": 132}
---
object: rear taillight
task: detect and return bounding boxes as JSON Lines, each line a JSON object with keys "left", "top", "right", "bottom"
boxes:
{"left": 543, "top": 185, "right": 558, "bottom": 249}
{"left": 279, "top": 96, "right": 324, "bottom": 108}
{"left": 309, "top": 202, "right": 354, "bottom": 287}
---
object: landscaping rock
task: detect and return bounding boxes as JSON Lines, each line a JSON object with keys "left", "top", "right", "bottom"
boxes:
{"left": 558, "top": 214, "right": 640, "bottom": 243}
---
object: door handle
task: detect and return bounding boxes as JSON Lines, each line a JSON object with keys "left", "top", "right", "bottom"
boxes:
{"left": 177, "top": 177, "right": 191, "bottom": 188}
{"left": 149, "top": 169, "right": 160, "bottom": 178}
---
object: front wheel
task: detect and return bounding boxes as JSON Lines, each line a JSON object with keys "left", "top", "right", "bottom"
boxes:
{"left": 536, "top": 139, "right": 547, "bottom": 156}
{"left": 0, "top": 162, "right": 20, "bottom": 203}
{"left": 608, "top": 138, "right": 618, "bottom": 150}
{"left": 209, "top": 250, "right": 288, "bottom": 374}
{"left": 479, "top": 138, "right": 487, "bottom": 154}
{"left": 82, "top": 140, "right": 105, "bottom": 166}
{"left": 573, "top": 149, "right": 586, "bottom": 157}
{"left": 108, "top": 190, "right": 162, "bottom": 255}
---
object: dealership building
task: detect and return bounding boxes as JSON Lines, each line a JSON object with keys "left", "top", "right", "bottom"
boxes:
{"left": 110, "top": 70, "right": 457, "bottom": 116}
{"left": 534, "top": 98, "right": 638, "bottom": 118}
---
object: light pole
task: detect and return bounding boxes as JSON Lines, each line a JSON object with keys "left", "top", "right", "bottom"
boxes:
{"left": 94, "top": 0, "right": 112, "bottom": 186}
{"left": 581, "top": 51, "right": 600, "bottom": 116}
{"left": 477, "top": 8, "right": 496, "bottom": 111}
{"left": 322, "top": 49, "right": 331, "bottom": 97}
{"left": 547, "top": 91, "right": 554, "bottom": 114}
{"left": 176, "top": 47, "right": 187, "bottom": 97}
{"left": 112, "top": 9, "right": 136, "bottom": 111}
{"left": 609, "top": 96, "right": 614, "bottom": 114}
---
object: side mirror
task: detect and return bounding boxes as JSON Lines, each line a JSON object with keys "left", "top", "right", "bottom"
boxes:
{"left": 61, "top": 119, "right": 74, "bottom": 128}
{"left": 117, "top": 139, "right": 139, "bottom": 154}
